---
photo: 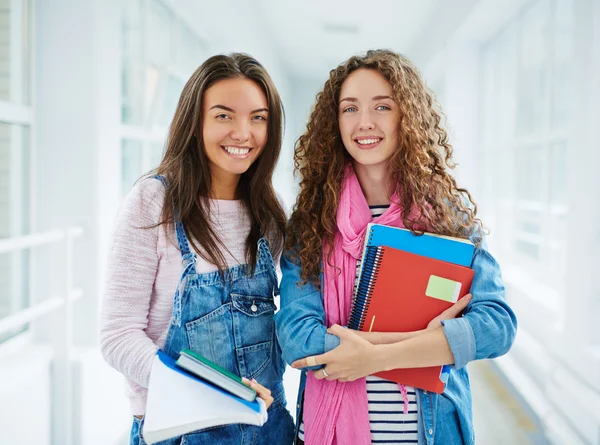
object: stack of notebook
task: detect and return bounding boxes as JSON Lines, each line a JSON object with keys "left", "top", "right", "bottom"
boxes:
{"left": 349, "top": 224, "right": 475, "bottom": 393}
{"left": 142, "top": 350, "right": 267, "bottom": 444}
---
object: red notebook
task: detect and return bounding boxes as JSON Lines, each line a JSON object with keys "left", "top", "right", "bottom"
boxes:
{"left": 350, "top": 245, "right": 474, "bottom": 393}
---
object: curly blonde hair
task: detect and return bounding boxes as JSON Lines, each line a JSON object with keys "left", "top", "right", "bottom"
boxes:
{"left": 286, "top": 49, "right": 483, "bottom": 286}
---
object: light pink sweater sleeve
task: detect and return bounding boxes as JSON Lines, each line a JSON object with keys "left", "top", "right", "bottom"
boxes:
{"left": 100, "top": 180, "right": 164, "bottom": 389}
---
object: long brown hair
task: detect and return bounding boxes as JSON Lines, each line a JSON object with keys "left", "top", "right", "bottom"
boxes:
{"left": 154, "top": 53, "right": 286, "bottom": 273}
{"left": 287, "top": 49, "right": 482, "bottom": 285}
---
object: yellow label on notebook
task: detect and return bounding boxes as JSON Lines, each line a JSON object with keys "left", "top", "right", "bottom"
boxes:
{"left": 425, "top": 275, "right": 461, "bottom": 303}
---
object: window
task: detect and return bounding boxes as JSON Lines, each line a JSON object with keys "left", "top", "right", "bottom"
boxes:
{"left": 120, "top": 0, "right": 206, "bottom": 197}
{"left": 479, "top": 0, "right": 574, "bottom": 313}
{"left": 0, "top": 0, "right": 33, "bottom": 343}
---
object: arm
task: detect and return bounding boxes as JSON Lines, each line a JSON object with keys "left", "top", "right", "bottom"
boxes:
{"left": 99, "top": 180, "right": 164, "bottom": 388}
{"left": 274, "top": 250, "right": 340, "bottom": 370}
{"left": 354, "top": 294, "right": 472, "bottom": 344}
{"left": 293, "top": 234, "right": 517, "bottom": 380}
{"left": 375, "top": 235, "right": 517, "bottom": 370}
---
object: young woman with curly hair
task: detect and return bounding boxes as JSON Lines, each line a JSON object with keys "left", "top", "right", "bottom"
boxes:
{"left": 275, "top": 49, "right": 517, "bottom": 445}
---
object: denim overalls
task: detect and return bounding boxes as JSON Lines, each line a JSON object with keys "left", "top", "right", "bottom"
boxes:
{"left": 130, "top": 183, "right": 294, "bottom": 445}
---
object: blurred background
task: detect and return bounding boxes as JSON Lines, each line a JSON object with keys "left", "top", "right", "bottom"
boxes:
{"left": 0, "top": 0, "right": 598, "bottom": 444}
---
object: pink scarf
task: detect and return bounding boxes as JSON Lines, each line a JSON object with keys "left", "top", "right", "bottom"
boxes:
{"left": 303, "top": 164, "right": 406, "bottom": 445}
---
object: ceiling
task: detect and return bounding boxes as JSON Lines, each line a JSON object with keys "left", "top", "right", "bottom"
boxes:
{"left": 256, "top": 0, "right": 441, "bottom": 79}
{"left": 175, "top": 0, "right": 443, "bottom": 81}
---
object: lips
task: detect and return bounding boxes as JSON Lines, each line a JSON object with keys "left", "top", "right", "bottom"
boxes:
{"left": 354, "top": 137, "right": 383, "bottom": 150}
{"left": 220, "top": 145, "right": 253, "bottom": 158}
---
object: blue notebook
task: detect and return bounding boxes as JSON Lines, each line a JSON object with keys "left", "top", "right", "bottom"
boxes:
{"left": 364, "top": 223, "right": 474, "bottom": 267}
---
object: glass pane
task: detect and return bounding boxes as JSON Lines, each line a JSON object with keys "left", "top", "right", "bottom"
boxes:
{"left": 157, "top": 74, "right": 184, "bottom": 126}
{"left": 0, "top": 0, "right": 31, "bottom": 104}
{"left": 121, "top": 0, "right": 144, "bottom": 124}
{"left": 549, "top": 141, "right": 567, "bottom": 205}
{"left": 0, "top": 122, "right": 31, "bottom": 340}
{"left": 121, "top": 139, "right": 144, "bottom": 197}
{"left": 177, "top": 24, "right": 205, "bottom": 75}
{"left": 0, "top": 122, "right": 30, "bottom": 237}
{"left": 147, "top": 0, "right": 172, "bottom": 68}
{"left": 517, "top": 0, "right": 550, "bottom": 135}
{"left": 515, "top": 239, "right": 540, "bottom": 260}
{"left": 552, "top": 0, "right": 574, "bottom": 129}
{"left": 516, "top": 209, "right": 542, "bottom": 235}
{"left": 516, "top": 146, "right": 544, "bottom": 202}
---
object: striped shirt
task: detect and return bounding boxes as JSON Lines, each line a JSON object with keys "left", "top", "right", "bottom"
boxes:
{"left": 298, "top": 205, "right": 419, "bottom": 444}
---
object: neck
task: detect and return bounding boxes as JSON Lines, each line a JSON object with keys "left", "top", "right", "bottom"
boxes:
{"left": 353, "top": 161, "right": 391, "bottom": 206}
{"left": 210, "top": 169, "right": 241, "bottom": 200}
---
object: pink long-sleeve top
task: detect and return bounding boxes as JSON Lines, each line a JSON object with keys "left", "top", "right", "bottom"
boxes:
{"left": 100, "top": 179, "right": 254, "bottom": 415}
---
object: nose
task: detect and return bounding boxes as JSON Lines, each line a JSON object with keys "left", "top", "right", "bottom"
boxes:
{"left": 230, "top": 120, "right": 251, "bottom": 143}
{"left": 358, "top": 110, "right": 375, "bottom": 131}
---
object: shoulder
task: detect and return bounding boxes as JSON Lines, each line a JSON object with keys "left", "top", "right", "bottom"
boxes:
{"left": 118, "top": 177, "right": 166, "bottom": 226}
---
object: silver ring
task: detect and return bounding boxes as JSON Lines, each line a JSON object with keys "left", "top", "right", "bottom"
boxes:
{"left": 322, "top": 368, "right": 329, "bottom": 377}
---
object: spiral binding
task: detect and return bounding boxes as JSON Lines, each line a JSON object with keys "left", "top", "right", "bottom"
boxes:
{"left": 349, "top": 245, "right": 385, "bottom": 330}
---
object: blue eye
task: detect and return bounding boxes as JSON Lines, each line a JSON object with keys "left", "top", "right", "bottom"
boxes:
{"left": 343, "top": 106, "right": 357, "bottom": 113}
{"left": 376, "top": 105, "right": 391, "bottom": 111}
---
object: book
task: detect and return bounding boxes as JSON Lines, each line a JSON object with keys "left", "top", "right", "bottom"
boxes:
{"left": 142, "top": 351, "right": 267, "bottom": 445}
{"left": 350, "top": 245, "right": 474, "bottom": 393}
{"left": 175, "top": 348, "right": 257, "bottom": 402}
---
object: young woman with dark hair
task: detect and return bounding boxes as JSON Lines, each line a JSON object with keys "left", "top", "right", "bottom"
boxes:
{"left": 101, "top": 53, "right": 294, "bottom": 445}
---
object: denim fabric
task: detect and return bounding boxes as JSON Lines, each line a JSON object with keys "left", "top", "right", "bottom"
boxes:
{"left": 274, "top": 233, "right": 517, "bottom": 445}
{"left": 130, "top": 191, "right": 294, "bottom": 445}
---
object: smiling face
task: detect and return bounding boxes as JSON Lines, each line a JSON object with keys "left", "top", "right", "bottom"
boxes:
{"left": 338, "top": 68, "right": 400, "bottom": 169}
{"left": 202, "top": 77, "right": 268, "bottom": 180}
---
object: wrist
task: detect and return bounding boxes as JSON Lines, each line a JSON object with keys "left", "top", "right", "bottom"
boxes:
{"left": 373, "top": 344, "right": 394, "bottom": 372}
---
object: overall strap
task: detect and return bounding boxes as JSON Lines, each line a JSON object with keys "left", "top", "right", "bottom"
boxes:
{"left": 154, "top": 175, "right": 197, "bottom": 327}
{"left": 258, "top": 238, "right": 280, "bottom": 296}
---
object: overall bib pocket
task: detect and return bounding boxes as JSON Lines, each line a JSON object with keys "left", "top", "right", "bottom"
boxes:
{"left": 184, "top": 303, "right": 238, "bottom": 375}
{"left": 231, "top": 293, "right": 276, "bottom": 379}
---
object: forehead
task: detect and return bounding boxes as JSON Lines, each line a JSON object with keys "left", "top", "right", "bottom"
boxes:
{"left": 203, "top": 77, "right": 267, "bottom": 110}
{"left": 340, "top": 68, "right": 393, "bottom": 99}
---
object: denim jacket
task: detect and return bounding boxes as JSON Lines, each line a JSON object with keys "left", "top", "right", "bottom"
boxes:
{"left": 274, "top": 234, "right": 517, "bottom": 445}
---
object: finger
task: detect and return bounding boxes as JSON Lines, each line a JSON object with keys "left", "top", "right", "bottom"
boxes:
{"left": 242, "top": 378, "right": 271, "bottom": 397}
{"left": 442, "top": 294, "right": 472, "bottom": 318}
{"left": 311, "top": 369, "right": 325, "bottom": 380}
{"left": 251, "top": 378, "right": 271, "bottom": 394}
{"left": 453, "top": 294, "right": 472, "bottom": 313}
{"left": 326, "top": 324, "right": 346, "bottom": 337}
{"left": 291, "top": 352, "right": 328, "bottom": 369}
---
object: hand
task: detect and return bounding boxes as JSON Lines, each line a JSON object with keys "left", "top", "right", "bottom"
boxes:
{"left": 242, "top": 377, "right": 274, "bottom": 409}
{"left": 291, "top": 324, "right": 384, "bottom": 382}
{"left": 426, "top": 293, "right": 472, "bottom": 330}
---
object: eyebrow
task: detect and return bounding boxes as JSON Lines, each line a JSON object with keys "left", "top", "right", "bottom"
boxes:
{"left": 339, "top": 95, "right": 393, "bottom": 104}
{"left": 209, "top": 105, "right": 268, "bottom": 113}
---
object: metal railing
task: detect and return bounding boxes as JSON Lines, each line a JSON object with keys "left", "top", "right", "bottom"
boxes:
{"left": 0, "top": 227, "right": 83, "bottom": 445}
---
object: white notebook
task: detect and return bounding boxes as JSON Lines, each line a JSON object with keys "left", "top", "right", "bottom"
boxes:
{"left": 142, "top": 351, "right": 268, "bottom": 444}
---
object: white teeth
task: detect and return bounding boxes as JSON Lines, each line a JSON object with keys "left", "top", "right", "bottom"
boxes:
{"left": 223, "top": 146, "right": 250, "bottom": 155}
{"left": 356, "top": 138, "right": 381, "bottom": 145}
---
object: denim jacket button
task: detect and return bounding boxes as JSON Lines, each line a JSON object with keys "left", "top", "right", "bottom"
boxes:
{"left": 251, "top": 303, "right": 258, "bottom": 312}
{"left": 428, "top": 428, "right": 433, "bottom": 435}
